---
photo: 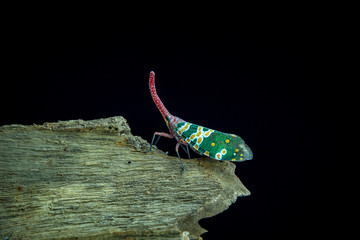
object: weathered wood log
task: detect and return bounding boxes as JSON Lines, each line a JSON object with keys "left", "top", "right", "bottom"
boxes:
{"left": 0, "top": 116, "right": 250, "bottom": 240}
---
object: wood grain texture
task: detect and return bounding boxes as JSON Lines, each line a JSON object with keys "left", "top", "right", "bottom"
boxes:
{"left": 0, "top": 116, "right": 250, "bottom": 240}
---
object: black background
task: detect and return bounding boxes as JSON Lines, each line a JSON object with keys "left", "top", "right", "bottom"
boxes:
{"left": 2, "top": 20, "right": 341, "bottom": 239}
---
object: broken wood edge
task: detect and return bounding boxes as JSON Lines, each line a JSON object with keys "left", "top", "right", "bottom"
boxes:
{"left": 176, "top": 160, "right": 251, "bottom": 238}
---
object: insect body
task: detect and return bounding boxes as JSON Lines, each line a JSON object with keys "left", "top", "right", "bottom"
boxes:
{"left": 147, "top": 71, "right": 252, "bottom": 173}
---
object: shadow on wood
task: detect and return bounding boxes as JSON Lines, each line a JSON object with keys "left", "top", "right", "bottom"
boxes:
{"left": 0, "top": 116, "right": 250, "bottom": 240}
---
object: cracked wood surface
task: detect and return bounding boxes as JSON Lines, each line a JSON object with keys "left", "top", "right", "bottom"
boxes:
{"left": 0, "top": 116, "right": 250, "bottom": 240}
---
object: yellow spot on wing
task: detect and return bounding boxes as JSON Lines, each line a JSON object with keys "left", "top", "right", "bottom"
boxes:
{"left": 178, "top": 123, "right": 191, "bottom": 135}
{"left": 211, "top": 142, "right": 215, "bottom": 147}
{"left": 225, "top": 139, "right": 230, "bottom": 143}
{"left": 204, "top": 151, "right": 209, "bottom": 156}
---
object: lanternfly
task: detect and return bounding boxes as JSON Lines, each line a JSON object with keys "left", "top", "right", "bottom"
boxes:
{"left": 146, "top": 71, "right": 253, "bottom": 174}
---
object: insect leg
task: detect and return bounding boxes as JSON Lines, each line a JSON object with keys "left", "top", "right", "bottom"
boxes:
{"left": 154, "top": 135, "right": 161, "bottom": 146}
{"left": 186, "top": 144, "right": 190, "bottom": 159}
{"left": 175, "top": 142, "right": 185, "bottom": 174}
{"left": 146, "top": 132, "right": 174, "bottom": 152}
{"left": 179, "top": 143, "right": 191, "bottom": 159}
{"left": 146, "top": 133, "right": 157, "bottom": 153}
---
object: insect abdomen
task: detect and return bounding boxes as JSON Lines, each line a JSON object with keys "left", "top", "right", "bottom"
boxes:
{"left": 175, "top": 122, "right": 253, "bottom": 161}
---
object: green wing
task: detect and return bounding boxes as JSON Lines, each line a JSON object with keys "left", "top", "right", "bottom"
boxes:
{"left": 175, "top": 122, "right": 252, "bottom": 161}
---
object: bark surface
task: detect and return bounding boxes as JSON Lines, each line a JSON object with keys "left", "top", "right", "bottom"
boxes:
{"left": 0, "top": 116, "right": 250, "bottom": 240}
